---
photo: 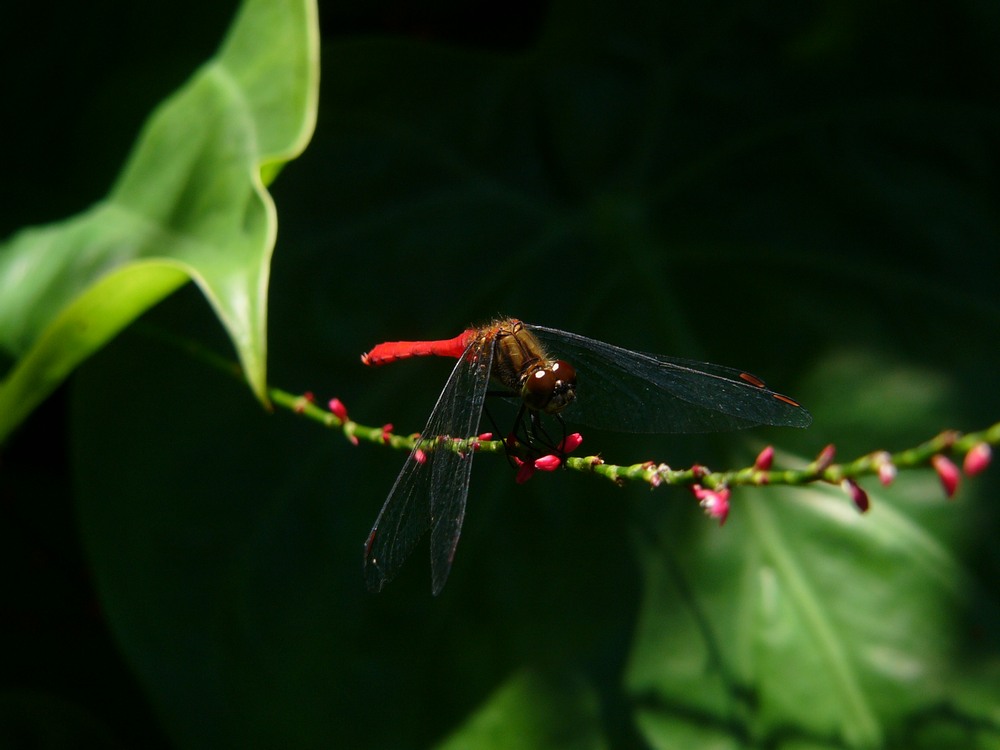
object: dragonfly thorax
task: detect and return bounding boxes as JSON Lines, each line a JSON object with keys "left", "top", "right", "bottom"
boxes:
{"left": 491, "top": 320, "right": 577, "bottom": 414}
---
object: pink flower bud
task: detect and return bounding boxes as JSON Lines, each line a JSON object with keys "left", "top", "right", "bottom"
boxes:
{"left": 963, "top": 442, "right": 992, "bottom": 476}
{"left": 872, "top": 451, "right": 896, "bottom": 487}
{"left": 841, "top": 478, "right": 870, "bottom": 513}
{"left": 931, "top": 454, "right": 960, "bottom": 499}
{"left": 878, "top": 462, "right": 897, "bottom": 487}
{"left": 328, "top": 397, "right": 349, "bottom": 422}
{"left": 560, "top": 432, "right": 584, "bottom": 454}
{"left": 690, "top": 464, "right": 709, "bottom": 479}
{"left": 754, "top": 445, "right": 775, "bottom": 471}
{"left": 534, "top": 454, "right": 562, "bottom": 471}
{"left": 513, "top": 457, "right": 535, "bottom": 484}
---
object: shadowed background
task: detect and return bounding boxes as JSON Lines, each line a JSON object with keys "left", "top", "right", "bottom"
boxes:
{"left": 2, "top": 1, "right": 999, "bottom": 747}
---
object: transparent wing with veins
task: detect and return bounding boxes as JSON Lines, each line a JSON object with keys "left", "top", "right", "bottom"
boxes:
{"left": 363, "top": 337, "right": 494, "bottom": 595}
{"left": 529, "top": 324, "right": 811, "bottom": 433}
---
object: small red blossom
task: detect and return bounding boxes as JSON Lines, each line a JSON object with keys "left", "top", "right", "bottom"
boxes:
{"left": 754, "top": 445, "right": 775, "bottom": 471}
{"left": 380, "top": 424, "right": 393, "bottom": 444}
{"left": 842, "top": 478, "right": 870, "bottom": 513}
{"left": 328, "top": 397, "right": 349, "bottom": 422}
{"left": 534, "top": 454, "right": 562, "bottom": 471}
{"left": 963, "top": 442, "right": 992, "bottom": 476}
{"left": 932, "top": 454, "right": 960, "bottom": 499}
{"left": 478, "top": 432, "right": 494, "bottom": 441}
{"left": 513, "top": 457, "right": 535, "bottom": 484}
{"left": 692, "top": 484, "right": 731, "bottom": 525}
{"left": 414, "top": 448, "right": 428, "bottom": 465}
{"left": 560, "top": 432, "right": 584, "bottom": 453}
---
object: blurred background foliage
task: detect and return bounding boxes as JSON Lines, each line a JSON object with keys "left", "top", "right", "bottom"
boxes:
{"left": 2, "top": 0, "right": 999, "bottom": 748}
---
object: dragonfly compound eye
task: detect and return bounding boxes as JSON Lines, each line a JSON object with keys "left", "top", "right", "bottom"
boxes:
{"left": 522, "top": 360, "right": 577, "bottom": 414}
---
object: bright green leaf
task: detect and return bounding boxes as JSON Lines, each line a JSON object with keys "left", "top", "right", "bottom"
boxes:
{"left": 0, "top": 0, "right": 318, "bottom": 442}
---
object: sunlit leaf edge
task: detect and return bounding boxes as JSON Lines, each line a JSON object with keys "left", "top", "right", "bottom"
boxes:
{"left": 0, "top": 0, "right": 318, "bottom": 442}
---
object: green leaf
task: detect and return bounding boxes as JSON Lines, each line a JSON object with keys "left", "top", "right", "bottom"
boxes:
{"left": 436, "top": 669, "right": 608, "bottom": 750}
{"left": 0, "top": 0, "right": 318, "bottom": 442}
{"left": 626, "top": 478, "right": 999, "bottom": 749}
{"left": 29, "top": 0, "right": 999, "bottom": 747}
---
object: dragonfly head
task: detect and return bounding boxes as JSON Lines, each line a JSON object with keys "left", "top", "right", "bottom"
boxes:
{"left": 521, "top": 360, "right": 577, "bottom": 414}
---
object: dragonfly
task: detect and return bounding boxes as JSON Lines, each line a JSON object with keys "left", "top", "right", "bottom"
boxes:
{"left": 361, "top": 318, "right": 811, "bottom": 594}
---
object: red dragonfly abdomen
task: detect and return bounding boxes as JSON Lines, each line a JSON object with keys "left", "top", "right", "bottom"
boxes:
{"left": 361, "top": 329, "right": 476, "bottom": 366}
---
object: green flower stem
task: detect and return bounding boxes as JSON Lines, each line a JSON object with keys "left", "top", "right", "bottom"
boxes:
{"left": 151, "top": 328, "right": 997, "bottom": 494}
{"left": 266, "top": 380, "right": 998, "bottom": 492}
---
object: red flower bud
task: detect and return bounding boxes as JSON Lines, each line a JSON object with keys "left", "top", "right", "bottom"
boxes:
{"left": 513, "top": 457, "right": 535, "bottom": 484}
{"left": 560, "top": 432, "right": 584, "bottom": 454}
{"left": 963, "top": 442, "right": 992, "bottom": 476}
{"left": 754, "top": 445, "right": 775, "bottom": 471}
{"left": 328, "top": 397, "right": 349, "bottom": 422}
{"left": 931, "top": 454, "right": 960, "bottom": 499}
{"left": 841, "top": 478, "right": 870, "bottom": 513}
{"left": 534, "top": 454, "right": 562, "bottom": 471}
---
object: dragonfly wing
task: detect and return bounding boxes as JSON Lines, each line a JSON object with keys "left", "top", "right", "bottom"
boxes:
{"left": 364, "top": 337, "right": 494, "bottom": 594}
{"left": 529, "top": 325, "right": 811, "bottom": 433}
